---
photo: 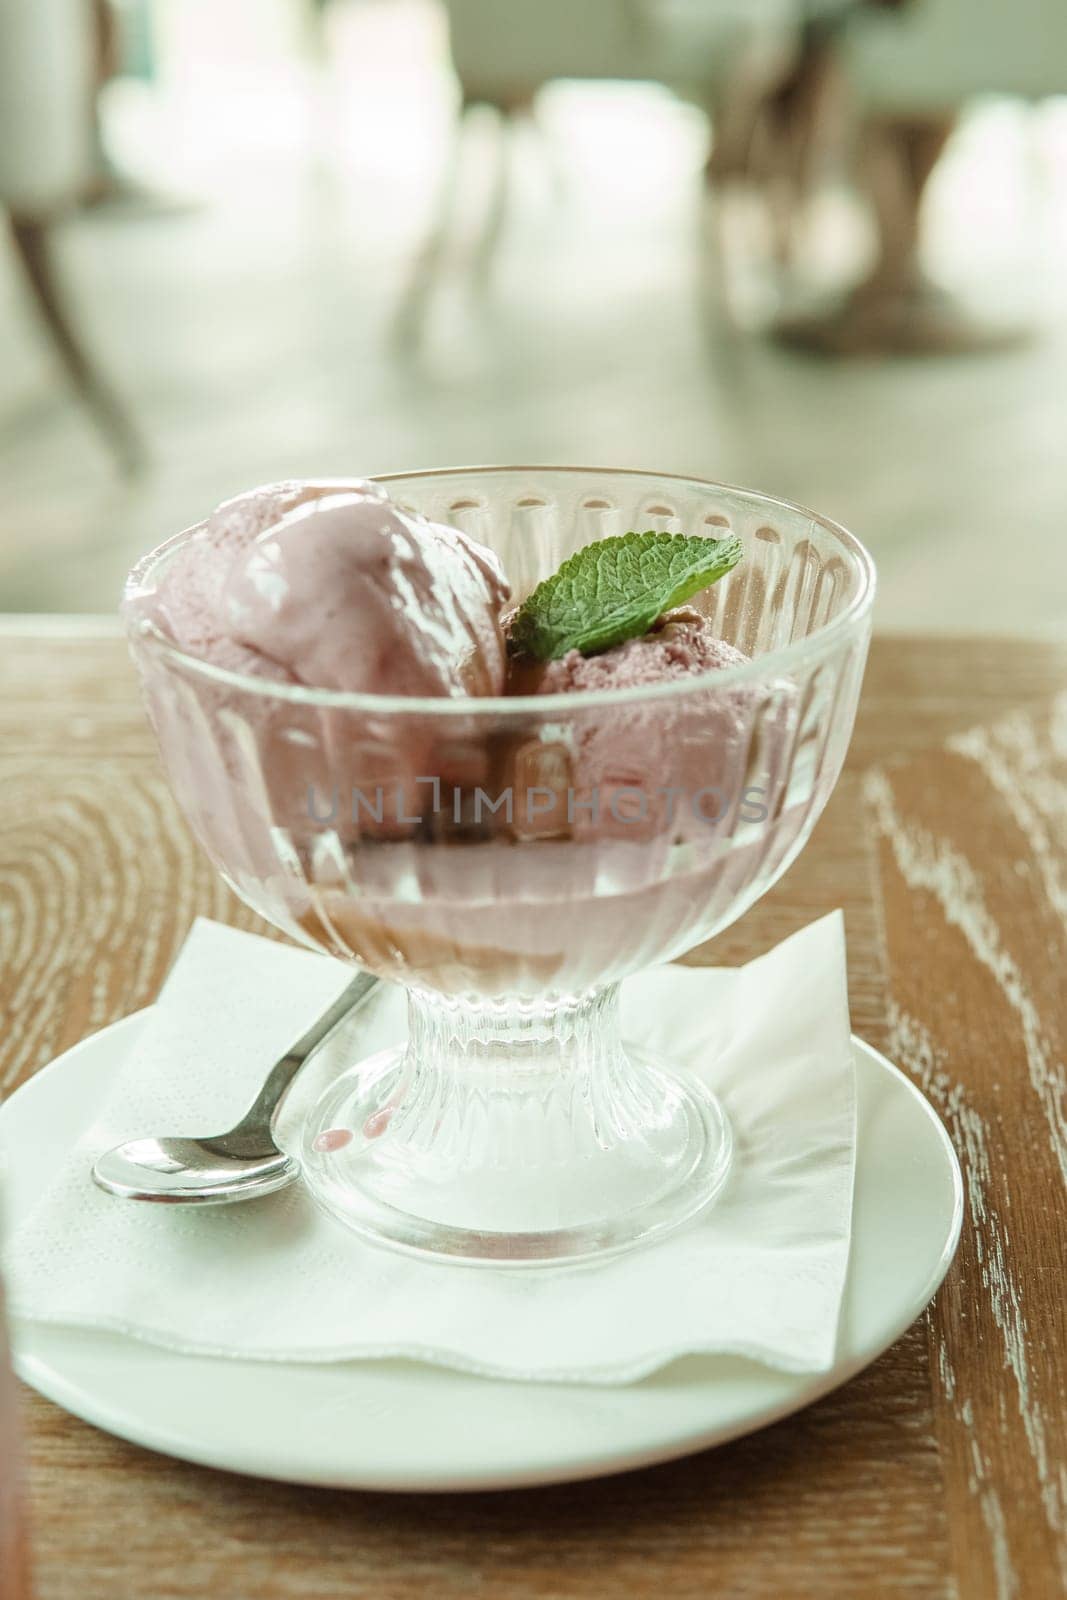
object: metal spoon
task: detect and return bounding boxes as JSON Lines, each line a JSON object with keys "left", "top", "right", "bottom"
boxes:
{"left": 92, "top": 971, "right": 379, "bottom": 1205}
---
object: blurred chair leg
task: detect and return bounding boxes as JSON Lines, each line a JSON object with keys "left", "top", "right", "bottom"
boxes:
{"left": 389, "top": 97, "right": 476, "bottom": 351}
{"left": 302, "top": 0, "right": 332, "bottom": 66}
{"left": 700, "top": 90, "right": 778, "bottom": 345}
{"left": 469, "top": 103, "right": 517, "bottom": 296}
{"left": 8, "top": 214, "right": 146, "bottom": 472}
{"left": 860, "top": 116, "right": 951, "bottom": 296}
{"left": 697, "top": 138, "right": 741, "bottom": 342}
{"left": 391, "top": 91, "right": 530, "bottom": 349}
{"left": 528, "top": 100, "right": 569, "bottom": 207}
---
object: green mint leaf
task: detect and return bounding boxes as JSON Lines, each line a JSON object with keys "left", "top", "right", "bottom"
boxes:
{"left": 508, "top": 530, "right": 744, "bottom": 661}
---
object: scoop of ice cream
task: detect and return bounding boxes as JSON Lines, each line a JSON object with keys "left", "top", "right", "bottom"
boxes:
{"left": 504, "top": 607, "right": 757, "bottom": 843}
{"left": 123, "top": 478, "right": 510, "bottom": 906}
{"left": 224, "top": 492, "right": 510, "bottom": 698}
{"left": 511, "top": 606, "right": 748, "bottom": 695}
{"left": 133, "top": 479, "right": 383, "bottom": 682}
{"left": 122, "top": 483, "right": 387, "bottom": 905}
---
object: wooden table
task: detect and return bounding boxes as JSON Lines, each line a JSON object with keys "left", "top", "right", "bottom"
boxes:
{"left": 1, "top": 626, "right": 1065, "bottom": 1600}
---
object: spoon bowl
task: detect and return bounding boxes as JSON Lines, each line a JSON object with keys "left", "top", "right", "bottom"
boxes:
{"left": 92, "top": 1137, "right": 299, "bottom": 1204}
{"left": 91, "top": 972, "right": 378, "bottom": 1205}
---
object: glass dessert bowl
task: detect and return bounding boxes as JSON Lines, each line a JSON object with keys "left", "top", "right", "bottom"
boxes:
{"left": 124, "top": 467, "right": 875, "bottom": 1266}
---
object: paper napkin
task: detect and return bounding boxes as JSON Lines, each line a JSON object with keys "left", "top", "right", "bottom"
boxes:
{"left": 5, "top": 913, "right": 856, "bottom": 1383}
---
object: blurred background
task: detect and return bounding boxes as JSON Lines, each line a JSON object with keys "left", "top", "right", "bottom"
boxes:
{"left": 0, "top": 0, "right": 1064, "bottom": 631}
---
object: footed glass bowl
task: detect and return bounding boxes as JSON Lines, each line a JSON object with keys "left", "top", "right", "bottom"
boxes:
{"left": 125, "top": 467, "right": 875, "bottom": 1265}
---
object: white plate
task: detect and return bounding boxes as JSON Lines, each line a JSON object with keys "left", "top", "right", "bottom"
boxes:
{"left": 2, "top": 1014, "right": 962, "bottom": 1493}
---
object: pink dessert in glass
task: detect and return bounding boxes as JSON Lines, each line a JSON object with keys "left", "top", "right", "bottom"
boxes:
{"left": 124, "top": 466, "right": 874, "bottom": 1265}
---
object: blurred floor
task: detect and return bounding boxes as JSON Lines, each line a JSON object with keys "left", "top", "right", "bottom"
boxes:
{"left": 1, "top": 0, "right": 1065, "bottom": 634}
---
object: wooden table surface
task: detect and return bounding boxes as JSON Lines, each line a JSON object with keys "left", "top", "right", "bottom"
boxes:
{"left": 1, "top": 626, "right": 1065, "bottom": 1600}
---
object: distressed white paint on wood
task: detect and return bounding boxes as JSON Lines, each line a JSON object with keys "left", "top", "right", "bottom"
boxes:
{"left": 866, "top": 689, "right": 1067, "bottom": 1600}
{"left": 865, "top": 766, "right": 1067, "bottom": 1185}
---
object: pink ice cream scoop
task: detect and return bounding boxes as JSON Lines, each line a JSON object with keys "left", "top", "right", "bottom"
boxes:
{"left": 134, "top": 476, "right": 510, "bottom": 697}
{"left": 522, "top": 606, "right": 748, "bottom": 694}
{"left": 137, "top": 479, "right": 383, "bottom": 682}
{"left": 505, "top": 607, "right": 772, "bottom": 844}
{"left": 123, "top": 480, "right": 511, "bottom": 946}
{"left": 223, "top": 492, "right": 510, "bottom": 698}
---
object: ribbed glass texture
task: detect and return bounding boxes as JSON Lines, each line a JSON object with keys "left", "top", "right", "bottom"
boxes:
{"left": 127, "top": 468, "right": 873, "bottom": 1002}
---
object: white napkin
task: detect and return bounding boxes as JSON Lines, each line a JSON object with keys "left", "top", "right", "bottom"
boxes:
{"left": 5, "top": 914, "right": 855, "bottom": 1384}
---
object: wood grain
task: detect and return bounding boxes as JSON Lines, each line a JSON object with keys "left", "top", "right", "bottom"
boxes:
{"left": 1, "top": 629, "right": 1066, "bottom": 1600}
{"left": 866, "top": 694, "right": 1067, "bottom": 1600}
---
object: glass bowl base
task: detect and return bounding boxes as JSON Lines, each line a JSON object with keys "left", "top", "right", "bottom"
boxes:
{"left": 300, "top": 1044, "right": 734, "bottom": 1268}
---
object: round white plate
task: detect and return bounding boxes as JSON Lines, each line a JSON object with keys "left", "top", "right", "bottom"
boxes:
{"left": 2, "top": 1014, "right": 962, "bottom": 1493}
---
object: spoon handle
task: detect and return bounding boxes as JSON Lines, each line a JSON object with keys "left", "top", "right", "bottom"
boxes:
{"left": 235, "top": 972, "right": 380, "bottom": 1143}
